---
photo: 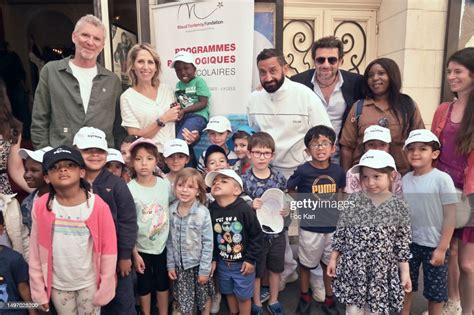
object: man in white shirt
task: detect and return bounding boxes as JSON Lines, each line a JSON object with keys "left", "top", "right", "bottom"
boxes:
{"left": 31, "top": 14, "right": 123, "bottom": 149}
{"left": 247, "top": 48, "right": 332, "bottom": 293}
{"left": 247, "top": 48, "right": 332, "bottom": 179}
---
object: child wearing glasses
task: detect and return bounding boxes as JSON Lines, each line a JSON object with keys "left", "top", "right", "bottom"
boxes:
{"left": 241, "top": 132, "right": 288, "bottom": 315}
{"left": 288, "top": 125, "right": 346, "bottom": 314}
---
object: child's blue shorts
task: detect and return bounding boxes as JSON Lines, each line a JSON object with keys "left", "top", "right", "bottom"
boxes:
{"left": 216, "top": 259, "right": 255, "bottom": 300}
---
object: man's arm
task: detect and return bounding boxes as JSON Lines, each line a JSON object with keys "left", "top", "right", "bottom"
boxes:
{"left": 113, "top": 94, "right": 127, "bottom": 150}
{"left": 31, "top": 65, "right": 52, "bottom": 149}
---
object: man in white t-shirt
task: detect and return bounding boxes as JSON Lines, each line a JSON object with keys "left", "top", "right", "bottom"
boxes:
{"left": 31, "top": 14, "right": 123, "bottom": 150}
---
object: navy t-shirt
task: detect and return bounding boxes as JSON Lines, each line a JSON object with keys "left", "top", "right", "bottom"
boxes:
{"left": 0, "top": 246, "right": 29, "bottom": 315}
{"left": 242, "top": 168, "right": 287, "bottom": 199}
{"left": 287, "top": 162, "right": 346, "bottom": 233}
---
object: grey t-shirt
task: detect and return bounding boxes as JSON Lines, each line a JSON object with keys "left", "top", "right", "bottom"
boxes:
{"left": 403, "top": 168, "right": 458, "bottom": 248}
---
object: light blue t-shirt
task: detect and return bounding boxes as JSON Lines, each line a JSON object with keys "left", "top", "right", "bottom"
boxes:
{"left": 128, "top": 177, "right": 171, "bottom": 255}
{"left": 403, "top": 168, "right": 458, "bottom": 248}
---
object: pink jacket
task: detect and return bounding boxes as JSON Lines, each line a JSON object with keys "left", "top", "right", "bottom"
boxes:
{"left": 432, "top": 102, "right": 474, "bottom": 195}
{"left": 28, "top": 193, "right": 118, "bottom": 306}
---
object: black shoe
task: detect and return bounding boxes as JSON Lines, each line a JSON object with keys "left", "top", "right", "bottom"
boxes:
{"left": 296, "top": 297, "right": 311, "bottom": 315}
{"left": 320, "top": 299, "right": 341, "bottom": 315}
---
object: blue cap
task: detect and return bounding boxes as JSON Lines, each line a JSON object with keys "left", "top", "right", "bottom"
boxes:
{"left": 232, "top": 125, "right": 256, "bottom": 139}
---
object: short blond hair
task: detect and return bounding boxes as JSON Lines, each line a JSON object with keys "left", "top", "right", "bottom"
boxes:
{"left": 127, "top": 43, "right": 162, "bottom": 87}
{"left": 73, "top": 14, "right": 106, "bottom": 39}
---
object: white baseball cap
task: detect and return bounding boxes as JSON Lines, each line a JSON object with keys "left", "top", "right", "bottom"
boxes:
{"left": 171, "top": 51, "right": 195, "bottom": 68}
{"left": 163, "top": 139, "right": 189, "bottom": 158}
{"left": 106, "top": 148, "right": 125, "bottom": 164}
{"left": 18, "top": 146, "right": 53, "bottom": 163}
{"left": 204, "top": 116, "right": 232, "bottom": 133}
{"left": 363, "top": 125, "right": 392, "bottom": 144}
{"left": 258, "top": 188, "right": 285, "bottom": 234}
{"left": 205, "top": 169, "right": 243, "bottom": 189}
{"left": 403, "top": 129, "right": 440, "bottom": 150}
{"left": 350, "top": 150, "right": 397, "bottom": 174}
{"left": 73, "top": 127, "right": 108, "bottom": 151}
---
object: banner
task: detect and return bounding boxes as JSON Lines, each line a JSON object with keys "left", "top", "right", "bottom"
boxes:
{"left": 152, "top": 0, "right": 254, "bottom": 117}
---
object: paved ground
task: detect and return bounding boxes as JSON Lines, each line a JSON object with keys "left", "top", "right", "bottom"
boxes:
{"left": 215, "top": 240, "right": 427, "bottom": 315}
{"left": 215, "top": 275, "right": 427, "bottom": 315}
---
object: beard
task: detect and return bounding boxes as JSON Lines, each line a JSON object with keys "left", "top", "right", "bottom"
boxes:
{"left": 262, "top": 75, "right": 285, "bottom": 93}
{"left": 316, "top": 68, "right": 338, "bottom": 82}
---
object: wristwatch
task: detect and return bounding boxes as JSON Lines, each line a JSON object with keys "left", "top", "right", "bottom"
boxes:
{"left": 156, "top": 117, "right": 165, "bottom": 127}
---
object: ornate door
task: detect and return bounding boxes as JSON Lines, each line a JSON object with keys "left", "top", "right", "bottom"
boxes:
{"left": 283, "top": 5, "right": 377, "bottom": 76}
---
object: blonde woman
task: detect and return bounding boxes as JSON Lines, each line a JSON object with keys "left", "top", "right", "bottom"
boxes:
{"left": 120, "top": 43, "right": 180, "bottom": 153}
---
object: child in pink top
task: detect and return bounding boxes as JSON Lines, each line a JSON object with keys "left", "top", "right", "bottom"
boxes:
{"left": 345, "top": 125, "right": 403, "bottom": 195}
{"left": 28, "top": 146, "right": 117, "bottom": 314}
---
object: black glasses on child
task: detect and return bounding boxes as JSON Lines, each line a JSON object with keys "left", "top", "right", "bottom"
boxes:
{"left": 250, "top": 151, "right": 273, "bottom": 159}
{"left": 315, "top": 57, "right": 339, "bottom": 65}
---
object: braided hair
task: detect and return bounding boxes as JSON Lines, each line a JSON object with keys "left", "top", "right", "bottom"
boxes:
{"left": 46, "top": 178, "right": 91, "bottom": 211}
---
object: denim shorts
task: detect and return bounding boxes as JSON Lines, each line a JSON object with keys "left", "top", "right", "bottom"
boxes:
{"left": 409, "top": 243, "right": 448, "bottom": 302}
{"left": 216, "top": 259, "right": 255, "bottom": 300}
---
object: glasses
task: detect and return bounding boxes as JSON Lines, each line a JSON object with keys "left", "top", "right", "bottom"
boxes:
{"left": 315, "top": 57, "right": 338, "bottom": 65}
{"left": 309, "top": 142, "right": 333, "bottom": 149}
{"left": 250, "top": 151, "right": 273, "bottom": 159}
{"left": 378, "top": 117, "right": 389, "bottom": 128}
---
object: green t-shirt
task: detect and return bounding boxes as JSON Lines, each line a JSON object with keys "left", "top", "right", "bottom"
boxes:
{"left": 128, "top": 177, "right": 171, "bottom": 255}
{"left": 175, "top": 76, "right": 211, "bottom": 121}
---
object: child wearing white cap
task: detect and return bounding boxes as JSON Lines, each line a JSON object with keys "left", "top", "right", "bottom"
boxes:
{"left": 345, "top": 125, "right": 402, "bottom": 195}
{"left": 171, "top": 51, "right": 211, "bottom": 142}
{"left": 205, "top": 169, "right": 263, "bottom": 315}
{"left": 197, "top": 115, "right": 238, "bottom": 172}
{"left": 105, "top": 148, "right": 126, "bottom": 178}
{"left": 73, "top": 127, "right": 138, "bottom": 315}
{"left": 163, "top": 139, "right": 190, "bottom": 191}
{"left": 327, "top": 150, "right": 412, "bottom": 314}
{"left": 401, "top": 129, "right": 458, "bottom": 315}
{"left": 19, "top": 146, "right": 53, "bottom": 232}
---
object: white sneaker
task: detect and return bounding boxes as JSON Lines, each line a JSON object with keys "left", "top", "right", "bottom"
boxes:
{"left": 210, "top": 292, "right": 221, "bottom": 314}
{"left": 310, "top": 275, "right": 325, "bottom": 303}
{"left": 279, "top": 271, "right": 298, "bottom": 291}
{"left": 442, "top": 299, "right": 462, "bottom": 315}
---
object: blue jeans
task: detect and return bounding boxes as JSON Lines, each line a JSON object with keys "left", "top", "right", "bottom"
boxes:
{"left": 175, "top": 113, "right": 207, "bottom": 140}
